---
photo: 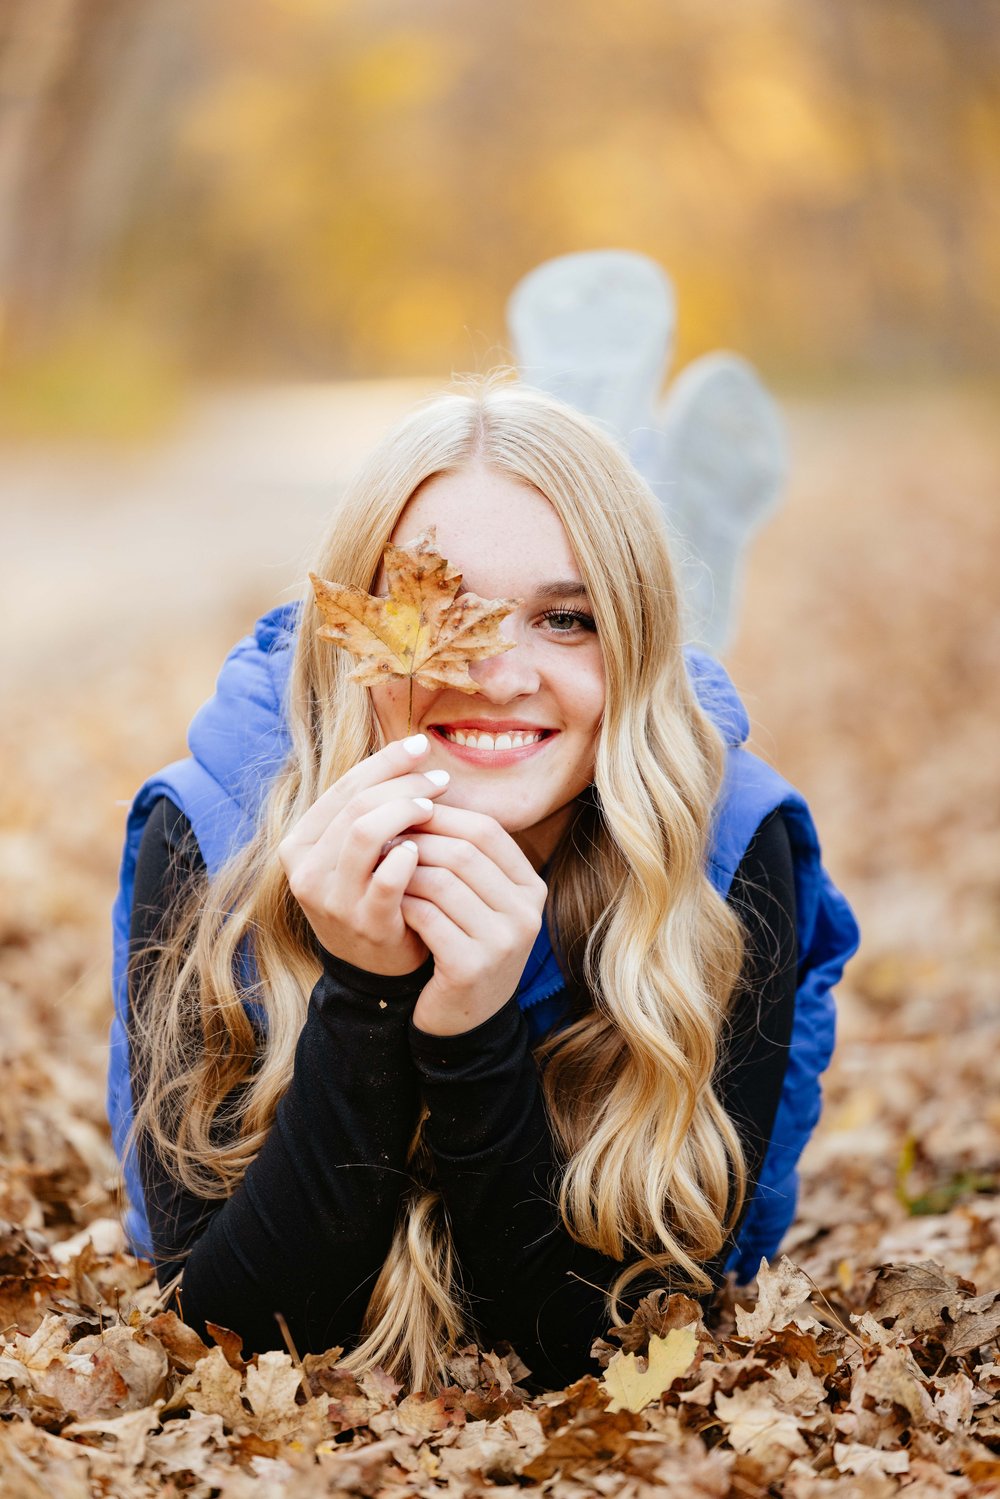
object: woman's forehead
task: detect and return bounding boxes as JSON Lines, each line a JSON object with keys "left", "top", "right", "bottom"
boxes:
{"left": 390, "top": 466, "right": 584, "bottom": 597}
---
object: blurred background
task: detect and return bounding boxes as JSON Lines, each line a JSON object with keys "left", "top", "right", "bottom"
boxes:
{"left": 0, "top": 0, "right": 998, "bottom": 1293}
{"left": 1, "top": 0, "right": 998, "bottom": 420}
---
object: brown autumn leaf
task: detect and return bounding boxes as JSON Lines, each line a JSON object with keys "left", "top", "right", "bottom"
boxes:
{"left": 242, "top": 1348, "right": 305, "bottom": 1435}
{"left": 735, "top": 1256, "right": 819, "bottom": 1341}
{"left": 594, "top": 1289, "right": 707, "bottom": 1361}
{"left": 370, "top": 1389, "right": 467, "bottom": 1440}
{"left": 358, "top": 1362, "right": 404, "bottom": 1406}
{"left": 714, "top": 1383, "right": 811, "bottom": 1465}
{"left": 765, "top": 1360, "right": 829, "bottom": 1416}
{"left": 848, "top": 1345, "right": 935, "bottom": 1432}
{"left": 143, "top": 1409, "right": 229, "bottom": 1477}
{"left": 35, "top": 1344, "right": 131, "bottom": 1421}
{"left": 0, "top": 1273, "right": 70, "bottom": 1335}
{"left": 8, "top": 1313, "right": 70, "bottom": 1372}
{"left": 867, "top": 1260, "right": 1000, "bottom": 1358}
{"left": 432, "top": 1422, "right": 500, "bottom": 1481}
{"left": 164, "top": 1344, "right": 247, "bottom": 1429}
{"left": 833, "top": 1441, "right": 910, "bottom": 1477}
{"left": 62, "top": 1404, "right": 163, "bottom": 1468}
{"left": 325, "top": 1378, "right": 385, "bottom": 1434}
{"left": 204, "top": 1319, "right": 245, "bottom": 1370}
{"left": 760, "top": 1326, "right": 840, "bottom": 1378}
{"left": 931, "top": 1370, "right": 976, "bottom": 1431}
{"left": 533, "top": 1373, "right": 610, "bottom": 1433}
{"left": 310, "top": 526, "right": 520, "bottom": 722}
{"left": 70, "top": 1326, "right": 168, "bottom": 1411}
{"left": 440, "top": 1342, "right": 530, "bottom": 1420}
{"left": 867, "top": 1260, "right": 976, "bottom": 1337}
{"left": 144, "top": 1310, "right": 209, "bottom": 1373}
{"left": 520, "top": 1406, "right": 643, "bottom": 1482}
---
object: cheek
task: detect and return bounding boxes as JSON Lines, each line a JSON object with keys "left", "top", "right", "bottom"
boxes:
{"left": 371, "top": 680, "right": 437, "bottom": 738}
{"left": 577, "top": 686, "right": 604, "bottom": 772}
{"left": 369, "top": 681, "right": 409, "bottom": 736}
{"left": 574, "top": 659, "right": 605, "bottom": 736}
{"left": 559, "top": 671, "right": 603, "bottom": 777}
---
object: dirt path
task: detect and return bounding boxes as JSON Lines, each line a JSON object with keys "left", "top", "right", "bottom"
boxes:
{"left": 2, "top": 379, "right": 435, "bottom": 694}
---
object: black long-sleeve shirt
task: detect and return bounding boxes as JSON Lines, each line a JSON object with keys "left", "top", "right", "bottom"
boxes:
{"left": 128, "top": 794, "right": 797, "bottom": 1389}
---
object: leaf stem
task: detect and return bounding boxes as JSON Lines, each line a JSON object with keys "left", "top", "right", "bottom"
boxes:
{"left": 407, "top": 674, "right": 414, "bottom": 736}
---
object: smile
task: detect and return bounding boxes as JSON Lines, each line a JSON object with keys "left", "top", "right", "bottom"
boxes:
{"left": 438, "top": 728, "right": 545, "bottom": 750}
{"left": 429, "top": 724, "right": 556, "bottom": 761}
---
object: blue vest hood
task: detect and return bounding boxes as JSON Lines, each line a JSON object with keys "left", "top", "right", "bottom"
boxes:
{"left": 110, "top": 602, "right": 859, "bottom": 1283}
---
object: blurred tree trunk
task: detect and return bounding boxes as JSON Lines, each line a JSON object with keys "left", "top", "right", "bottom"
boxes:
{"left": 0, "top": 0, "right": 196, "bottom": 352}
{"left": 0, "top": 0, "right": 76, "bottom": 344}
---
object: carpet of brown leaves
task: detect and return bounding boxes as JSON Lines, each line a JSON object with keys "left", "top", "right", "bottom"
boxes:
{"left": 0, "top": 387, "right": 998, "bottom": 1494}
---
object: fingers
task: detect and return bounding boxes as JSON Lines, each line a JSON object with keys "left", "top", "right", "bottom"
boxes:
{"left": 403, "top": 846, "right": 544, "bottom": 957}
{"left": 283, "top": 734, "right": 436, "bottom": 848}
{"left": 408, "top": 804, "right": 544, "bottom": 890}
{"left": 401, "top": 882, "right": 541, "bottom": 984}
{"left": 401, "top": 832, "right": 524, "bottom": 913}
{"left": 366, "top": 838, "right": 420, "bottom": 915}
{"left": 334, "top": 795, "right": 438, "bottom": 890}
{"left": 276, "top": 735, "right": 440, "bottom": 976}
{"left": 284, "top": 793, "right": 433, "bottom": 898}
{"left": 404, "top": 865, "right": 495, "bottom": 937}
{"left": 401, "top": 893, "right": 477, "bottom": 963}
{"left": 281, "top": 772, "right": 448, "bottom": 877}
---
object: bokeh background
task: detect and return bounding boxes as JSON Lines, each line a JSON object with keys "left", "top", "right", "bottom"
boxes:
{"left": 2, "top": 0, "right": 999, "bottom": 416}
{"left": 1, "top": 0, "right": 1000, "bottom": 422}
{"left": 1, "top": 0, "right": 998, "bottom": 1302}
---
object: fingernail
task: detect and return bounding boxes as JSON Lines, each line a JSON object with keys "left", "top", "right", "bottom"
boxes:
{"left": 401, "top": 840, "right": 418, "bottom": 852}
{"left": 403, "top": 733, "right": 428, "bottom": 756}
{"left": 413, "top": 797, "right": 434, "bottom": 811}
{"left": 424, "top": 769, "right": 450, "bottom": 787}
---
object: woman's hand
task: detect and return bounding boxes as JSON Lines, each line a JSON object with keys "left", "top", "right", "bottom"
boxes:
{"left": 277, "top": 735, "right": 449, "bottom": 976}
{"left": 401, "top": 806, "right": 548, "bottom": 1035}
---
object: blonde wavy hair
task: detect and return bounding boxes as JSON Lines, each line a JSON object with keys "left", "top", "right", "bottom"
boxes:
{"left": 128, "top": 376, "right": 748, "bottom": 1392}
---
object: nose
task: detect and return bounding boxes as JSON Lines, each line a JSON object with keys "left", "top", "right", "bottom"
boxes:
{"left": 466, "top": 639, "right": 541, "bottom": 702}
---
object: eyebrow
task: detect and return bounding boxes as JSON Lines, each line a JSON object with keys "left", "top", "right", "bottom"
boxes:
{"left": 530, "top": 581, "right": 589, "bottom": 600}
{"left": 453, "top": 579, "right": 590, "bottom": 602}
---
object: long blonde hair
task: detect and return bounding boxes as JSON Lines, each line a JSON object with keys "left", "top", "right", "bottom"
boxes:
{"left": 129, "top": 376, "right": 748, "bottom": 1391}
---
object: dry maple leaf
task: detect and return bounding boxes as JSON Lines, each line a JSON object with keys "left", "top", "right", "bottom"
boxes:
{"left": 601, "top": 1326, "right": 699, "bottom": 1414}
{"left": 596, "top": 1289, "right": 706, "bottom": 1360}
{"left": 735, "top": 1255, "right": 819, "bottom": 1341}
{"left": 714, "top": 1384, "right": 810, "bottom": 1466}
{"left": 833, "top": 1440, "right": 910, "bottom": 1478}
{"left": 867, "top": 1259, "right": 1000, "bottom": 1358}
{"left": 310, "top": 527, "right": 520, "bottom": 730}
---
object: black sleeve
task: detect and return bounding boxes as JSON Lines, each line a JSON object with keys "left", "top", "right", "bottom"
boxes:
{"left": 407, "top": 808, "right": 798, "bottom": 1391}
{"left": 128, "top": 795, "right": 433, "bottom": 1358}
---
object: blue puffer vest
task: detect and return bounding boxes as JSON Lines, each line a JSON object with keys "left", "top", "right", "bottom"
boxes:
{"left": 109, "top": 603, "right": 860, "bottom": 1282}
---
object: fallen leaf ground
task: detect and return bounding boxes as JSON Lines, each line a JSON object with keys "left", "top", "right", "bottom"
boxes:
{"left": 1, "top": 386, "right": 998, "bottom": 1494}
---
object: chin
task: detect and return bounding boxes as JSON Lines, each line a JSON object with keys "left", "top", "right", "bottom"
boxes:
{"left": 463, "top": 796, "right": 533, "bottom": 830}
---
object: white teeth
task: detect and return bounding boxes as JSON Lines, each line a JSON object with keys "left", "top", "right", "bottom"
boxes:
{"left": 439, "top": 728, "right": 544, "bottom": 751}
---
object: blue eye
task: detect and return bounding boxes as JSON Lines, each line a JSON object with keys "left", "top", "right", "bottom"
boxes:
{"left": 541, "top": 608, "right": 597, "bottom": 634}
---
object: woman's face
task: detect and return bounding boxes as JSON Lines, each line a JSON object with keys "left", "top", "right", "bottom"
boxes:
{"left": 369, "top": 464, "right": 605, "bottom": 870}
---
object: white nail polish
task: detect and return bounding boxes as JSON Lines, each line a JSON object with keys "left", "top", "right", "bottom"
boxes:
{"left": 413, "top": 797, "right": 434, "bottom": 811}
{"left": 424, "top": 769, "right": 450, "bottom": 787}
{"left": 403, "top": 733, "right": 428, "bottom": 755}
{"left": 400, "top": 840, "right": 418, "bottom": 852}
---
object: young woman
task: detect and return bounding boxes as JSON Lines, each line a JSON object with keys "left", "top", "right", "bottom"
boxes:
{"left": 110, "top": 380, "right": 859, "bottom": 1393}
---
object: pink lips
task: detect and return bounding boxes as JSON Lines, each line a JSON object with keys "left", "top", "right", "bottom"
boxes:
{"left": 428, "top": 725, "right": 556, "bottom": 764}
{"left": 430, "top": 720, "right": 552, "bottom": 733}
